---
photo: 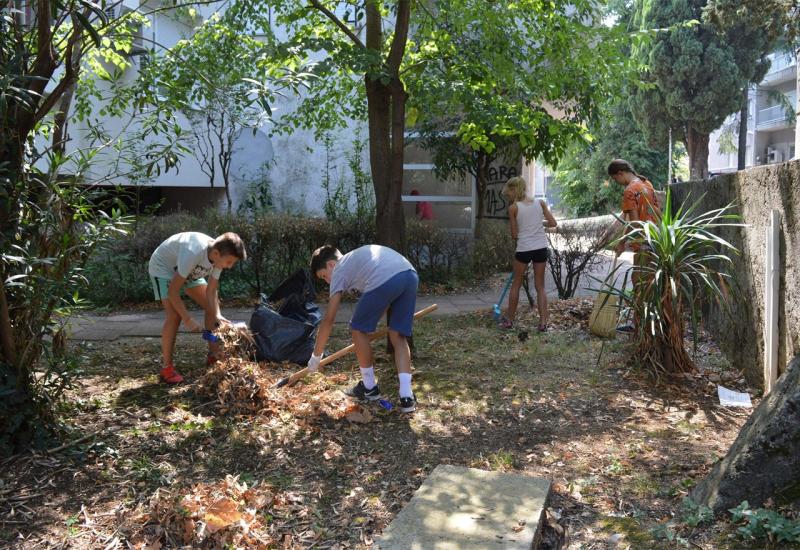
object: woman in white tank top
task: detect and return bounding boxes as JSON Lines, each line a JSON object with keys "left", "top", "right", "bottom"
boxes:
{"left": 500, "top": 176, "right": 558, "bottom": 331}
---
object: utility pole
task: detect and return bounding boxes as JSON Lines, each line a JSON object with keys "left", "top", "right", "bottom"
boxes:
{"left": 667, "top": 127, "right": 673, "bottom": 185}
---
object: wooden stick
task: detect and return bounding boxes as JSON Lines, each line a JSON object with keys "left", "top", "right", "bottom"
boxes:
{"left": 45, "top": 430, "right": 100, "bottom": 455}
{"left": 276, "top": 304, "right": 438, "bottom": 388}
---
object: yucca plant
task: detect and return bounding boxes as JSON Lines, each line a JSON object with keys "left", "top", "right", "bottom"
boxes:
{"left": 602, "top": 189, "right": 742, "bottom": 376}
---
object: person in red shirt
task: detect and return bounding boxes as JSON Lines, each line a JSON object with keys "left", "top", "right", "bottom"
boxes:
{"left": 410, "top": 189, "right": 434, "bottom": 221}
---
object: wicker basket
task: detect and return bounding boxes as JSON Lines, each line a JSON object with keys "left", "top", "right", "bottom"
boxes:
{"left": 589, "top": 292, "right": 619, "bottom": 338}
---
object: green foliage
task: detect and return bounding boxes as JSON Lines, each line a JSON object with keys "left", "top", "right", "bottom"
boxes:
{"left": 470, "top": 222, "right": 516, "bottom": 277}
{"left": 651, "top": 498, "right": 713, "bottom": 545}
{"left": 408, "top": 0, "right": 629, "bottom": 229}
{"left": 631, "top": 0, "right": 774, "bottom": 177}
{"left": 0, "top": 170, "right": 131, "bottom": 454}
{"left": 681, "top": 497, "right": 714, "bottom": 527}
{"left": 321, "top": 129, "right": 375, "bottom": 223}
{"left": 138, "top": 12, "right": 310, "bottom": 210}
{"left": 84, "top": 211, "right": 513, "bottom": 306}
{"left": 730, "top": 501, "right": 800, "bottom": 543}
{"left": 405, "top": 220, "right": 471, "bottom": 283}
{"left": 409, "top": 0, "right": 626, "bottom": 166}
{"left": 704, "top": 0, "right": 797, "bottom": 47}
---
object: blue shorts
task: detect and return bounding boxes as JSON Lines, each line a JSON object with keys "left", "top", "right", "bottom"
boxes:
{"left": 350, "top": 270, "right": 418, "bottom": 337}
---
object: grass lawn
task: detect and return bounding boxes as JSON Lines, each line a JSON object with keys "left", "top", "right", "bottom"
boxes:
{"left": 0, "top": 300, "right": 759, "bottom": 548}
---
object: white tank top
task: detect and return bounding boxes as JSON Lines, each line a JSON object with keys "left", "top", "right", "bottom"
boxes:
{"left": 515, "top": 199, "right": 548, "bottom": 252}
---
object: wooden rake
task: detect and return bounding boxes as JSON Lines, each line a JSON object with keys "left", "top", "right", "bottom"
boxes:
{"left": 274, "top": 303, "right": 438, "bottom": 388}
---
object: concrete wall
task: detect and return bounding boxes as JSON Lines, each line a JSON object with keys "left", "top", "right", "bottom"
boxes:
{"left": 670, "top": 160, "right": 800, "bottom": 387}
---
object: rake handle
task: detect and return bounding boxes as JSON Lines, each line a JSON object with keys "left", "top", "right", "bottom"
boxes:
{"left": 278, "top": 303, "right": 438, "bottom": 388}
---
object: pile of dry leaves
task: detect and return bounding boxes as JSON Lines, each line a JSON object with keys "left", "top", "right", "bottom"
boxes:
{"left": 196, "top": 324, "right": 376, "bottom": 424}
{"left": 516, "top": 297, "right": 595, "bottom": 331}
{"left": 126, "top": 475, "right": 279, "bottom": 548}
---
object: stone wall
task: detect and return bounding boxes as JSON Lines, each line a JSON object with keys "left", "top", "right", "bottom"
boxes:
{"left": 670, "top": 161, "right": 800, "bottom": 388}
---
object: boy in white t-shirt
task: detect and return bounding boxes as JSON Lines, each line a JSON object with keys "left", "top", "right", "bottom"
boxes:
{"left": 307, "top": 245, "right": 419, "bottom": 412}
{"left": 148, "top": 232, "right": 246, "bottom": 383}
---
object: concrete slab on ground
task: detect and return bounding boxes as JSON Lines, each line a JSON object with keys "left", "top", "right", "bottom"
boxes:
{"left": 377, "top": 465, "right": 551, "bottom": 550}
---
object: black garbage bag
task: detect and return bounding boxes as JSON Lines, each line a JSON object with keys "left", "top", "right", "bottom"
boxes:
{"left": 250, "top": 269, "right": 321, "bottom": 365}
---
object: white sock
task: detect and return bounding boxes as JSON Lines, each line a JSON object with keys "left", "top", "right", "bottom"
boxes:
{"left": 360, "top": 366, "right": 376, "bottom": 390}
{"left": 398, "top": 372, "right": 413, "bottom": 398}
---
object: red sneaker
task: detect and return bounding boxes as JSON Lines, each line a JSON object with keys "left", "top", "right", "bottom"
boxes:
{"left": 206, "top": 353, "right": 218, "bottom": 366}
{"left": 159, "top": 365, "right": 184, "bottom": 384}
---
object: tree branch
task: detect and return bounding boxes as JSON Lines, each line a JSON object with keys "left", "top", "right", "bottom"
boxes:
{"left": 309, "top": 0, "right": 365, "bottom": 49}
{"left": 33, "top": 20, "right": 83, "bottom": 123}
{"left": 387, "top": 0, "right": 410, "bottom": 74}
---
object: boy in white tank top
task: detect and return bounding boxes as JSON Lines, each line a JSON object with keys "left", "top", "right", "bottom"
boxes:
{"left": 501, "top": 177, "right": 558, "bottom": 331}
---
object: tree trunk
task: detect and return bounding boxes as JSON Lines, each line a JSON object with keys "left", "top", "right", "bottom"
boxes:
{"left": 364, "top": 0, "right": 410, "bottom": 253}
{"left": 737, "top": 87, "right": 748, "bottom": 171}
{"left": 686, "top": 126, "right": 710, "bottom": 180}
{"left": 692, "top": 356, "right": 800, "bottom": 513}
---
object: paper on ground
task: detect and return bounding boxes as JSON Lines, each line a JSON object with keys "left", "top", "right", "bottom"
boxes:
{"left": 718, "top": 385, "right": 752, "bottom": 408}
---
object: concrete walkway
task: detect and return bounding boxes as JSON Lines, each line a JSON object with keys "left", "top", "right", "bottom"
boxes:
{"left": 68, "top": 252, "right": 631, "bottom": 341}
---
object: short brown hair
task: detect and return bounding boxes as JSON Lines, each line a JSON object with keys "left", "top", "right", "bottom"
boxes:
{"left": 310, "top": 245, "right": 341, "bottom": 274}
{"left": 607, "top": 159, "right": 636, "bottom": 176}
{"left": 212, "top": 232, "right": 247, "bottom": 261}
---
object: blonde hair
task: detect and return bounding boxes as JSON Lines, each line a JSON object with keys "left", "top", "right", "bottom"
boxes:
{"left": 502, "top": 176, "right": 527, "bottom": 203}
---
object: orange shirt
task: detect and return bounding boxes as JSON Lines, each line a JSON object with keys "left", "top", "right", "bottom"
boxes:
{"left": 621, "top": 178, "right": 659, "bottom": 224}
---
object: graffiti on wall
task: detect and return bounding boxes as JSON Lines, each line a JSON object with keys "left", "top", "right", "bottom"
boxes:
{"left": 482, "top": 164, "right": 518, "bottom": 219}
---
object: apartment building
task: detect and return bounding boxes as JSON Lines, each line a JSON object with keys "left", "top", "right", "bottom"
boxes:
{"left": 709, "top": 51, "right": 798, "bottom": 174}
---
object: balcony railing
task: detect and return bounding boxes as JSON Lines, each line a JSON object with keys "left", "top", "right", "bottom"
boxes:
{"left": 766, "top": 53, "right": 796, "bottom": 75}
{"left": 757, "top": 105, "right": 793, "bottom": 129}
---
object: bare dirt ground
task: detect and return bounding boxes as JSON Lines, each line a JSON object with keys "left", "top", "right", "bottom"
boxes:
{"left": 1, "top": 300, "right": 770, "bottom": 549}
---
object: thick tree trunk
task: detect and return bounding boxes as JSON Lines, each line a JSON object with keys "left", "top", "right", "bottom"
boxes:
{"left": 365, "top": 79, "right": 400, "bottom": 249}
{"left": 692, "top": 356, "right": 800, "bottom": 513}
{"left": 737, "top": 87, "right": 748, "bottom": 171}
{"left": 686, "top": 127, "right": 710, "bottom": 180}
{"left": 363, "top": 0, "right": 409, "bottom": 253}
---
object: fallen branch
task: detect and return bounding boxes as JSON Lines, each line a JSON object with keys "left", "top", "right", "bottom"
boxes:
{"left": 46, "top": 430, "right": 101, "bottom": 455}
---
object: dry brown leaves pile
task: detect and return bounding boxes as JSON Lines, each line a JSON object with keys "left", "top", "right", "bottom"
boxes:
{"left": 126, "top": 475, "right": 279, "bottom": 549}
{"left": 197, "top": 325, "right": 374, "bottom": 423}
{"left": 516, "top": 297, "right": 595, "bottom": 331}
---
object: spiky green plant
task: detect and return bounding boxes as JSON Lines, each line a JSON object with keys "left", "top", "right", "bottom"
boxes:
{"left": 604, "top": 189, "right": 741, "bottom": 376}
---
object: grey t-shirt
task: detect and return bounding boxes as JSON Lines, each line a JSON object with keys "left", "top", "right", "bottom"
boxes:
{"left": 330, "top": 245, "right": 415, "bottom": 295}
{"left": 148, "top": 232, "right": 222, "bottom": 281}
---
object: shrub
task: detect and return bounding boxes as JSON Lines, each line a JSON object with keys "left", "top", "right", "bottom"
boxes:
{"left": 547, "top": 218, "right": 609, "bottom": 299}
{"left": 83, "top": 212, "right": 205, "bottom": 304}
{"left": 471, "top": 222, "right": 514, "bottom": 277}
{"left": 406, "top": 220, "right": 471, "bottom": 283}
{"left": 85, "top": 210, "right": 518, "bottom": 306}
{"left": 602, "top": 190, "right": 741, "bottom": 376}
{"left": 83, "top": 211, "right": 376, "bottom": 305}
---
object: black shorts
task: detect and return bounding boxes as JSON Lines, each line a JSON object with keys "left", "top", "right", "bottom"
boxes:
{"left": 514, "top": 248, "right": 548, "bottom": 264}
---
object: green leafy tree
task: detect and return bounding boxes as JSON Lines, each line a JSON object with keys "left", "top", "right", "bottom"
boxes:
{"left": 553, "top": 99, "right": 676, "bottom": 217}
{"left": 261, "top": 0, "right": 629, "bottom": 249}
{"left": 407, "top": 0, "right": 625, "bottom": 237}
{"left": 631, "top": 0, "right": 772, "bottom": 179}
{"left": 0, "top": 0, "right": 237, "bottom": 452}
{"left": 142, "top": 13, "right": 308, "bottom": 211}
{"left": 257, "top": 0, "right": 411, "bottom": 251}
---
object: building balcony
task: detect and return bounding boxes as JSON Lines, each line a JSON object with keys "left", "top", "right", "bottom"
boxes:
{"left": 761, "top": 53, "right": 797, "bottom": 86}
{"left": 756, "top": 104, "right": 795, "bottom": 131}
